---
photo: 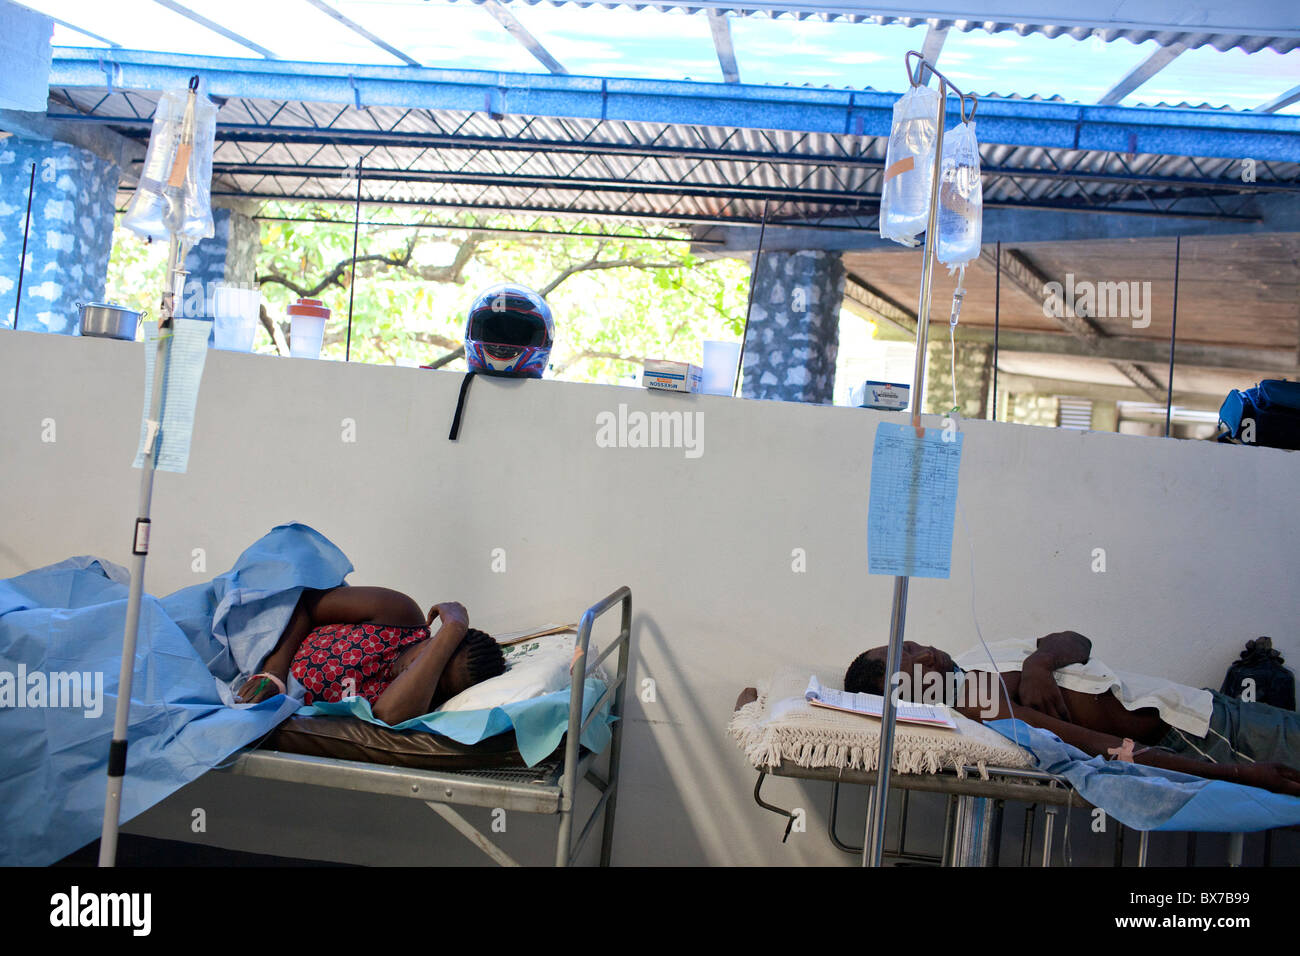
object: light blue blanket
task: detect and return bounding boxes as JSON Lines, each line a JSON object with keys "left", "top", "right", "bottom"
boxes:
{"left": 987, "top": 718, "right": 1300, "bottom": 832}
{"left": 0, "top": 522, "right": 612, "bottom": 866}
{"left": 302, "top": 679, "right": 612, "bottom": 768}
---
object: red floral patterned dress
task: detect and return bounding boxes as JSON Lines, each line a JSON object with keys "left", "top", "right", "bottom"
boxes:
{"left": 290, "top": 622, "right": 431, "bottom": 706}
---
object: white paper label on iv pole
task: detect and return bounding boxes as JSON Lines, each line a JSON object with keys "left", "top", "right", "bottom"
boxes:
{"left": 144, "top": 419, "right": 161, "bottom": 455}
{"left": 867, "top": 422, "right": 963, "bottom": 579}
{"left": 133, "top": 319, "right": 209, "bottom": 474}
{"left": 133, "top": 518, "right": 151, "bottom": 555}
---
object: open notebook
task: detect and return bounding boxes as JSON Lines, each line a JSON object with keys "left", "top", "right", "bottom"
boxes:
{"left": 805, "top": 675, "right": 956, "bottom": 730}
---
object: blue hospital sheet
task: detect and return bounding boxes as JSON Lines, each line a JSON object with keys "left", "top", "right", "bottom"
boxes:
{"left": 0, "top": 522, "right": 351, "bottom": 866}
{"left": 987, "top": 719, "right": 1300, "bottom": 832}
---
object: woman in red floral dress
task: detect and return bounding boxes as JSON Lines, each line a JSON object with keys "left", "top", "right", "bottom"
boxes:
{"left": 234, "top": 586, "right": 505, "bottom": 724}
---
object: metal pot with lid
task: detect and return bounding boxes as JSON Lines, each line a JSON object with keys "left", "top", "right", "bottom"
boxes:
{"left": 77, "top": 302, "right": 148, "bottom": 340}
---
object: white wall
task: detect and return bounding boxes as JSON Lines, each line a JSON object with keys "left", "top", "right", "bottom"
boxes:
{"left": 2, "top": 330, "right": 1297, "bottom": 865}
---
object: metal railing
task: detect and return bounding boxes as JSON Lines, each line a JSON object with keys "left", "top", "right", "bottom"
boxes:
{"left": 556, "top": 585, "right": 632, "bottom": 866}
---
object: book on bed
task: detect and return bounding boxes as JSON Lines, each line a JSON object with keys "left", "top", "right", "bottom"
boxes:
{"left": 805, "top": 675, "right": 956, "bottom": 729}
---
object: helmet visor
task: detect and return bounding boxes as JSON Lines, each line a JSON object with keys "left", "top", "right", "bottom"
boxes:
{"left": 470, "top": 309, "right": 549, "bottom": 348}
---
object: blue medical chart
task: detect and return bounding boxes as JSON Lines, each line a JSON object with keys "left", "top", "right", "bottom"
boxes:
{"left": 867, "top": 422, "right": 963, "bottom": 579}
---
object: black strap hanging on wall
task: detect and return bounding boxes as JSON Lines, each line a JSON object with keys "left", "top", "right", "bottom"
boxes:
{"left": 448, "top": 370, "right": 477, "bottom": 440}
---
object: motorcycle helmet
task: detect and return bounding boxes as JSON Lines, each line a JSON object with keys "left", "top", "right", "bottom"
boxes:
{"left": 463, "top": 283, "right": 554, "bottom": 378}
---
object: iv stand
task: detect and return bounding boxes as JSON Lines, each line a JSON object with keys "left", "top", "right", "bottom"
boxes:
{"left": 99, "top": 76, "right": 201, "bottom": 867}
{"left": 863, "top": 52, "right": 977, "bottom": 868}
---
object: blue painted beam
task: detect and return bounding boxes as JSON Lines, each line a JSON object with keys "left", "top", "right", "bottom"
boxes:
{"left": 48, "top": 47, "right": 1300, "bottom": 162}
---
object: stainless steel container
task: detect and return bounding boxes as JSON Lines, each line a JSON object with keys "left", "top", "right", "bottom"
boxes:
{"left": 78, "top": 302, "right": 146, "bottom": 340}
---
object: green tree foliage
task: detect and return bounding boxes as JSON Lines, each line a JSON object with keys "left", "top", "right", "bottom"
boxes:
{"left": 107, "top": 205, "right": 752, "bottom": 384}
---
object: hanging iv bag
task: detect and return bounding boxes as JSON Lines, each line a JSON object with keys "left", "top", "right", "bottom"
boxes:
{"left": 879, "top": 83, "right": 941, "bottom": 246}
{"left": 936, "top": 120, "right": 983, "bottom": 269}
{"left": 122, "top": 85, "right": 217, "bottom": 243}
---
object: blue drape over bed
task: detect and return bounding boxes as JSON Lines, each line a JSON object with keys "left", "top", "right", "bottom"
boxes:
{"left": 987, "top": 718, "right": 1300, "bottom": 832}
{"left": 0, "top": 522, "right": 353, "bottom": 866}
{"left": 1, "top": 522, "right": 615, "bottom": 866}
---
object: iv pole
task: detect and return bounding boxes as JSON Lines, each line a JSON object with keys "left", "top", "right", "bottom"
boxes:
{"left": 863, "top": 52, "right": 977, "bottom": 868}
{"left": 99, "top": 75, "right": 202, "bottom": 867}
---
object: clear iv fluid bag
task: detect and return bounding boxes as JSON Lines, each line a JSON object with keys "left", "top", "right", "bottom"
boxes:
{"left": 879, "top": 84, "right": 941, "bottom": 246}
{"left": 122, "top": 86, "right": 217, "bottom": 243}
{"left": 937, "top": 121, "right": 983, "bottom": 269}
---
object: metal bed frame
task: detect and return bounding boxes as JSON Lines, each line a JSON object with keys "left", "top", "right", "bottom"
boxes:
{"left": 748, "top": 761, "right": 1275, "bottom": 868}
{"left": 753, "top": 761, "right": 1096, "bottom": 867}
{"left": 213, "top": 586, "right": 633, "bottom": 867}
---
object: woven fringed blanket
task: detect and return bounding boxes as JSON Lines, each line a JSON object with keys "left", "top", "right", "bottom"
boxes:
{"left": 728, "top": 672, "right": 1033, "bottom": 780}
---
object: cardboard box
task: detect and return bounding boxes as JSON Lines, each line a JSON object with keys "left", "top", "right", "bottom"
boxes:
{"left": 851, "top": 380, "right": 910, "bottom": 411}
{"left": 643, "top": 359, "right": 703, "bottom": 393}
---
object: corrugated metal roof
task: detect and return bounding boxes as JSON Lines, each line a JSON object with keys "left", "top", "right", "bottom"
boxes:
{"left": 444, "top": 0, "right": 1300, "bottom": 54}
{"left": 46, "top": 79, "right": 1297, "bottom": 231}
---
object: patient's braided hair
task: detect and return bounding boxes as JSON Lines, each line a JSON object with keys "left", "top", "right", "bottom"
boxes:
{"left": 844, "top": 651, "right": 886, "bottom": 696}
{"left": 459, "top": 628, "right": 507, "bottom": 685}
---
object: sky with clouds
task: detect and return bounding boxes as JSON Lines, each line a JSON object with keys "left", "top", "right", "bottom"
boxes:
{"left": 27, "top": 0, "right": 1300, "bottom": 112}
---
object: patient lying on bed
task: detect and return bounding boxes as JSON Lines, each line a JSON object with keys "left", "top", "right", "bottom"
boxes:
{"left": 235, "top": 586, "right": 505, "bottom": 724}
{"left": 842, "top": 633, "right": 1300, "bottom": 797}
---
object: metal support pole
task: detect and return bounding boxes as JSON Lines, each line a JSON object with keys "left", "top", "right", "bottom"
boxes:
{"left": 11, "top": 163, "right": 36, "bottom": 330}
{"left": 1137, "top": 830, "right": 1150, "bottom": 867}
{"left": 100, "top": 73, "right": 203, "bottom": 867}
{"left": 1227, "top": 832, "right": 1244, "bottom": 866}
{"left": 597, "top": 590, "right": 632, "bottom": 866}
{"left": 345, "top": 157, "right": 363, "bottom": 362}
{"left": 864, "top": 50, "right": 974, "bottom": 868}
{"left": 1041, "top": 805, "right": 1057, "bottom": 867}
{"left": 1021, "top": 806, "right": 1036, "bottom": 867}
{"left": 1164, "top": 235, "right": 1181, "bottom": 437}
{"left": 991, "top": 239, "right": 1000, "bottom": 420}
{"left": 950, "top": 796, "right": 993, "bottom": 867}
{"left": 733, "top": 199, "right": 769, "bottom": 397}
{"left": 99, "top": 235, "right": 185, "bottom": 867}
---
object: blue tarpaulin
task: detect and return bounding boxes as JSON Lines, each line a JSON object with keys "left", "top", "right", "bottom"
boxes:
{"left": 987, "top": 718, "right": 1300, "bottom": 832}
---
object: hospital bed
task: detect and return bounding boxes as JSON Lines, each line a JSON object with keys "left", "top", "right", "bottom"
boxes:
{"left": 206, "top": 586, "right": 632, "bottom": 867}
{"left": 754, "top": 759, "right": 1095, "bottom": 867}
{"left": 734, "top": 683, "right": 1296, "bottom": 867}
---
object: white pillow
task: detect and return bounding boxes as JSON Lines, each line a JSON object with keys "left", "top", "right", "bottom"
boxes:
{"left": 436, "top": 631, "right": 595, "bottom": 712}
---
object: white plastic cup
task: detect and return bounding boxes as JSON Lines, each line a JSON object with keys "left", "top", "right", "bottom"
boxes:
{"left": 212, "top": 287, "right": 260, "bottom": 352}
{"left": 287, "top": 298, "right": 330, "bottom": 359}
{"left": 701, "top": 340, "right": 742, "bottom": 396}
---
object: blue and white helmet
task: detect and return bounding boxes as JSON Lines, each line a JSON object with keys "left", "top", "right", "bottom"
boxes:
{"left": 464, "top": 284, "right": 554, "bottom": 378}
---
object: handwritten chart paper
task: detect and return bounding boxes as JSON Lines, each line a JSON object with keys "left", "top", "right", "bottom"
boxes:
{"left": 867, "top": 422, "right": 963, "bottom": 579}
{"left": 133, "top": 319, "right": 209, "bottom": 474}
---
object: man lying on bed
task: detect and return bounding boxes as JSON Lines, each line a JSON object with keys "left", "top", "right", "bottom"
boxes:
{"left": 837, "top": 632, "right": 1300, "bottom": 797}
{"left": 234, "top": 586, "right": 505, "bottom": 724}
